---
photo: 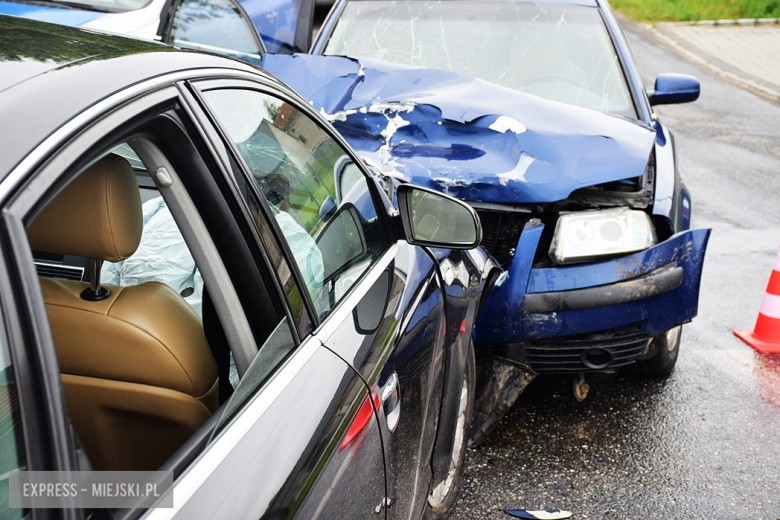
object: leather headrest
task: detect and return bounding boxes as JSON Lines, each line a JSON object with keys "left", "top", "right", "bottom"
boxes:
{"left": 28, "top": 154, "right": 142, "bottom": 262}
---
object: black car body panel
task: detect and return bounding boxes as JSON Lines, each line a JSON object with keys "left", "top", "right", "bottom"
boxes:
{"left": 0, "top": 15, "right": 487, "bottom": 518}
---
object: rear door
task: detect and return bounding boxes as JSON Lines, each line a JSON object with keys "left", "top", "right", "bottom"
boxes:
{"left": 162, "top": 323, "right": 387, "bottom": 518}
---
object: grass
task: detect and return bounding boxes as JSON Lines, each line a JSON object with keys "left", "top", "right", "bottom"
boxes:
{"left": 610, "top": 0, "right": 780, "bottom": 22}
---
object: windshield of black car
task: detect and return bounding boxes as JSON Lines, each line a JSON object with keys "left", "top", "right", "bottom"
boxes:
{"left": 323, "top": 0, "right": 637, "bottom": 118}
{"left": 45, "top": 0, "right": 151, "bottom": 12}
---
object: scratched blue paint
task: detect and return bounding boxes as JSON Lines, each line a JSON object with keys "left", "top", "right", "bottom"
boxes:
{"left": 526, "top": 230, "right": 707, "bottom": 293}
{"left": 0, "top": 0, "right": 102, "bottom": 26}
{"left": 263, "top": 53, "right": 656, "bottom": 204}
{"left": 473, "top": 223, "right": 544, "bottom": 345}
{"left": 475, "top": 228, "right": 710, "bottom": 343}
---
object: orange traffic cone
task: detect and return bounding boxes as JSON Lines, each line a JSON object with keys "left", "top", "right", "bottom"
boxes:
{"left": 734, "top": 249, "right": 780, "bottom": 354}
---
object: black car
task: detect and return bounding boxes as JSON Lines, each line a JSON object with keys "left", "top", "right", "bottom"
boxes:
{"left": 0, "top": 16, "right": 493, "bottom": 518}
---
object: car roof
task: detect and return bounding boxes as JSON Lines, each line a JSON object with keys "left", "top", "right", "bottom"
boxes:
{"left": 0, "top": 15, "right": 263, "bottom": 176}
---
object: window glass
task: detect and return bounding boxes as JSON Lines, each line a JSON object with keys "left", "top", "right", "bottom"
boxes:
{"left": 169, "top": 0, "right": 263, "bottom": 64}
{"left": 203, "top": 89, "right": 390, "bottom": 320}
{"left": 212, "top": 317, "right": 296, "bottom": 438}
{"left": 0, "top": 310, "right": 26, "bottom": 518}
{"left": 102, "top": 194, "right": 203, "bottom": 316}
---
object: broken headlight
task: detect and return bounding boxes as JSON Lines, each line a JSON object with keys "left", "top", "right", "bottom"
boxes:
{"left": 549, "top": 208, "right": 656, "bottom": 265}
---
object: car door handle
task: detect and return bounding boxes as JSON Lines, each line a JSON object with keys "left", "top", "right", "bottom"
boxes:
{"left": 381, "top": 372, "right": 401, "bottom": 432}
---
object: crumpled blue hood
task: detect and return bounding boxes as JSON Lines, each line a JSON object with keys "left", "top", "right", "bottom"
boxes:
{"left": 263, "top": 53, "right": 655, "bottom": 204}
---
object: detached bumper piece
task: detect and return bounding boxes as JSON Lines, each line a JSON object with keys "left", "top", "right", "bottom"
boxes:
{"left": 523, "top": 264, "right": 682, "bottom": 313}
{"left": 475, "top": 226, "right": 710, "bottom": 372}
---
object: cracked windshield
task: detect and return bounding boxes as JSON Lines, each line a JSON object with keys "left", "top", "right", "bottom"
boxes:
{"left": 324, "top": 1, "right": 636, "bottom": 117}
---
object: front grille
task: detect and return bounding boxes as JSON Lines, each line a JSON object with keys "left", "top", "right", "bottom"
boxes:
{"left": 524, "top": 332, "right": 651, "bottom": 373}
{"left": 475, "top": 210, "right": 529, "bottom": 267}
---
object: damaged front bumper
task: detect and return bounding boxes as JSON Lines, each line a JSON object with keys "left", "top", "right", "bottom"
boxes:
{"left": 474, "top": 223, "right": 710, "bottom": 373}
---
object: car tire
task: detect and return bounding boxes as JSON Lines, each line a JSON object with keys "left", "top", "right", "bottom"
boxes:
{"left": 425, "top": 339, "right": 476, "bottom": 519}
{"left": 634, "top": 325, "right": 682, "bottom": 378}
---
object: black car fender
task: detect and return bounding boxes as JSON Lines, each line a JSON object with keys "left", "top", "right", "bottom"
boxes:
{"left": 427, "top": 246, "right": 499, "bottom": 487}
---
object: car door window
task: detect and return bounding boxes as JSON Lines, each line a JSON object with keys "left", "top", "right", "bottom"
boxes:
{"left": 167, "top": 0, "right": 263, "bottom": 64}
{"left": 21, "top": 119, "right": 289, "bottom": 475}
{"left": 212, "top": 317, "right": 296, "bottom": 438}
{"left": 202, "top": 88, "right": 391, "bottom": 320}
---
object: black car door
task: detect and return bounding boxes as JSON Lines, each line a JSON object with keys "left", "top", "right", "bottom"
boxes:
{"left": 0, "top": 79, "right": 388, "bottom": 518}
{"left": 192, "top": 81, "right": 449, "bottom": 519}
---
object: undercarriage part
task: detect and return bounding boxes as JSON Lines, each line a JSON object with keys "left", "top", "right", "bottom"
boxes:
{"left": 468, "top": 351, "right": 536, "bottom": 447}
{"left": 573, "top": 374, "right": 590, "bottom": 402}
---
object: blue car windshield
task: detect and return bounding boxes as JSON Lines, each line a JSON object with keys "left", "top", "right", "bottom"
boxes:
{"left": 324, "top": 0, "right": 637, "bottom": 118}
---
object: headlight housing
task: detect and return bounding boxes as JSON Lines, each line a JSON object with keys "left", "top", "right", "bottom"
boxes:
{"left": 549, "top": 208, "right": 656, "bottom": 265}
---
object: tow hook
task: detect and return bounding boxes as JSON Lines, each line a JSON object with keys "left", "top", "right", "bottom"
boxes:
{"left": 573, "top": 374, "right": 590, "bottom": 402}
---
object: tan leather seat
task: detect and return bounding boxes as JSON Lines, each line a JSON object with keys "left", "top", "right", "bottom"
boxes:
{"left": 28, "top": 154, "right": 219, "bottom": 471}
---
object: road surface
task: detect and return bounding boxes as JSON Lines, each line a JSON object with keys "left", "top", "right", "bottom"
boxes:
{"left": 452, "top": 21, "right": 780, "bottom": 520}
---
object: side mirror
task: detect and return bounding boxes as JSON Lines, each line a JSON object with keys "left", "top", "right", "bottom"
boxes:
{"left": 648, "top": 73, "right": 700, "bottom": 106}
{"left": 316, "top": 203, "right": 367, "bottom": 281}
{"left": 319, "top": 196, "right": 337, "bottom": 221}
{"left": 397, "top": 185, "right": 482, "bottom": 249}
{"left": 334, "top": 155, "right": 365, "bottom": 203}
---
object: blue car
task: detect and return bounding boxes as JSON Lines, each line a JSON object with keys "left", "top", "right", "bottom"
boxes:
{"left": 277, "top": 0, "right": 708, "bottom": 423}
{"left": 0, "top": 0, "right": 313, "bottom": 53}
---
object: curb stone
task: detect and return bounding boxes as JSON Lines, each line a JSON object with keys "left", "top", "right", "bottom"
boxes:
{"left": 667, "top": 18, "right": 780, "bottom": 27}
{"left": 647, "top": 20, "right": 780, "bottom": 103}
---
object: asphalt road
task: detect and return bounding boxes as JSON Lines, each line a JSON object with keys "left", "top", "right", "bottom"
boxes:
{"left": 451, "top": 21, "right": 780, "bottom": 520}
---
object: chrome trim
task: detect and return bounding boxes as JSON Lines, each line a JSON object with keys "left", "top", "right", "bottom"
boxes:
{"left": 468, "top": 201, "right": 533, "bottom": 213}
{"left": 381, "top": 372, "right": 400, "bottom": 433}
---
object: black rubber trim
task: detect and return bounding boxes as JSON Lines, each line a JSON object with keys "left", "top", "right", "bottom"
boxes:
{"left": 523, "top": 264, "right": 683, "bottom": 313}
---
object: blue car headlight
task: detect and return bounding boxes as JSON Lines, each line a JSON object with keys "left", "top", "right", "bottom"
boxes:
{"left": 549, "top": 208, "right": 657, "bottom": 265}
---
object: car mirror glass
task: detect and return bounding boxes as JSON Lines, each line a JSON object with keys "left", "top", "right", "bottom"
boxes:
{"left": 397, "top": 185, "right": 481, "bottom": 249}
